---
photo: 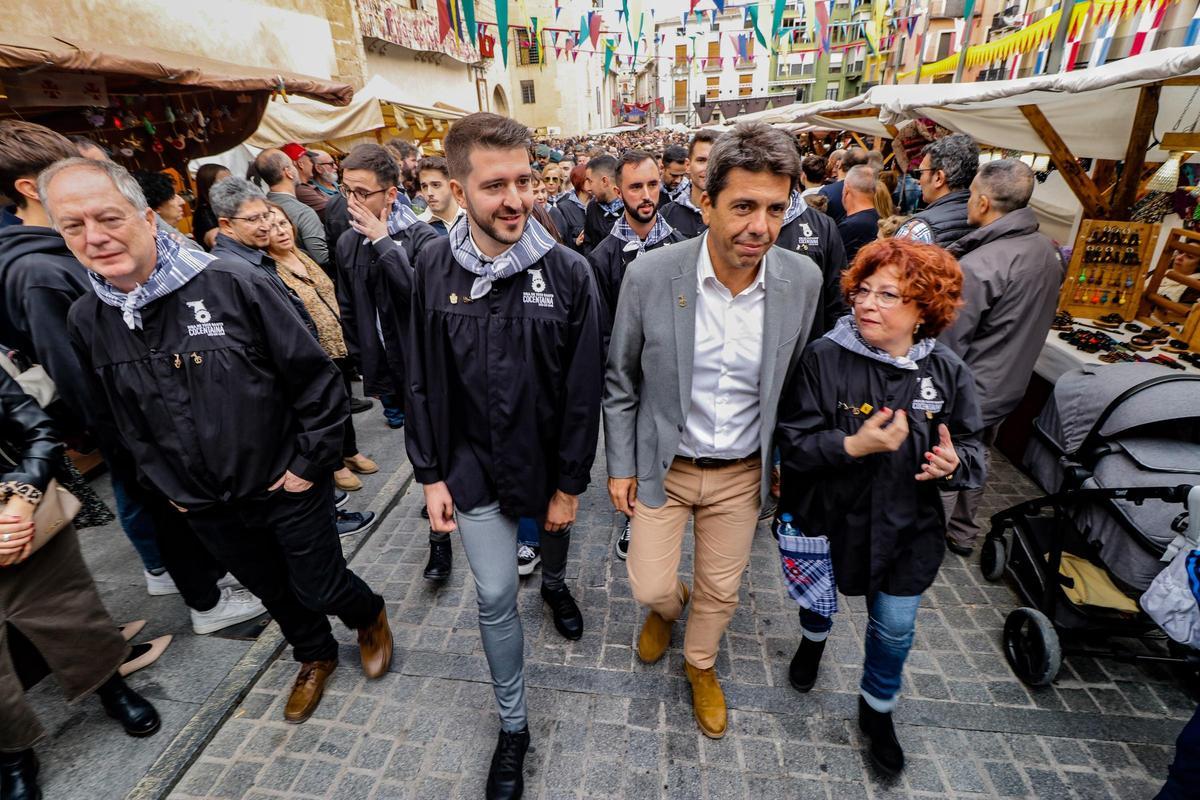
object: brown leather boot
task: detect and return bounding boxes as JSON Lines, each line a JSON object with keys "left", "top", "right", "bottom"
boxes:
{"left": 637, "top": 582, "right": 689, "bottom": 664}
{"left": 684, "top": 661, "right": 727, "bottom": 739}
{"left": 284, "top": 660, "right": 337, "bottom": 724}
{"left": 343, "top": 454, "right": 379, "bottom": 475}
{"left": 357, "top": 607, "right": 393, "bottom": 679}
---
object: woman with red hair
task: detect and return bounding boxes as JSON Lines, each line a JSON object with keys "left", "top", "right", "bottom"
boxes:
{"left": 776, "top": 238, "right": 986, "bottom": 776}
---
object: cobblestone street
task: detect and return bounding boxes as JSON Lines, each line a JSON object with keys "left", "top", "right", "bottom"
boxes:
{"left": 171, "top": 447, "right": 1193, "bottom": 800}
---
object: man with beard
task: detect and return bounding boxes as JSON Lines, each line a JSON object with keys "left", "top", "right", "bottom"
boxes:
{"left": 405, "top": 112, "right": 602, "bottom": 799}
{"left": 660, "top": 145, "right": 689, "bottom": 206}
{"left": 582, "top": 155, "right": 621, "bottom": 253}
{"left": 588, "top": 149, "right": 686, "bottom": 343}
{"left": 660, "top": 129, "right": 719, "bottom": 239}
{"left": 604, "top": 123, "right": 822, "bottom": 740}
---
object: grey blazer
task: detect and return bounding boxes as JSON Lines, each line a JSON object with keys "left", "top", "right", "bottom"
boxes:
{"left": 603, "top": 235, "right": 823, "bottom": 508}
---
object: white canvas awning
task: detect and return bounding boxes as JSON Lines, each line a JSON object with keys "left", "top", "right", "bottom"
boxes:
{"left": 816, "top": 47, "right": 1200, "bottom": 161}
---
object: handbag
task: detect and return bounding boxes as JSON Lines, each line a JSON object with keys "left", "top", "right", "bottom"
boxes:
{"left": 25, "top": 480, "right": 82, "bottom": 555}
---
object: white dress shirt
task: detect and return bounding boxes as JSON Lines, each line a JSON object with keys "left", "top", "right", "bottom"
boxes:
{"left": 678, "top": 233, "right": 766, "bottom": 459}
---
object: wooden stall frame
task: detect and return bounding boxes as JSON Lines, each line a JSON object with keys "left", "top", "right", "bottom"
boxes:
{"left": 1138, "top": 227, "right": 1200, "bottom": 349}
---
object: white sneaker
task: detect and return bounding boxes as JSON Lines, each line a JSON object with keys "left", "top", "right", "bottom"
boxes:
{"left": 190, "top": 587, "right": 267, "bottom": 635}
{"left": 517, "top": 545, "right": 541, "bottom": 576}
{"left": 216, "top": 573, "right": 242, "bottom": 590}
{"left": 145, "top": 569, "right": 179, "bottom": 596}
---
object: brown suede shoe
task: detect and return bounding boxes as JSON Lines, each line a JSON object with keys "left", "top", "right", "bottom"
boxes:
{"left": 357, "top": 607, "right": 393, "bottom": 679}
{"left": 334, "top": 469, "right": 362, "bottom": 491}
{"left": 684, "top": 661, "right": 727, "bottom": 739}
{"left": 343, "top": 454, "right": 379, "bottom": 475}
{"left": 637, "top": 582, "right": 689, "bottom": 664}
{"left": 284, "top": 659, "right": 337, "bottom": 724}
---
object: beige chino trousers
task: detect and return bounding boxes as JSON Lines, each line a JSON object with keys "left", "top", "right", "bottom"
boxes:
{"left": 626, "top": 457, "right": 762, "bottom": 669}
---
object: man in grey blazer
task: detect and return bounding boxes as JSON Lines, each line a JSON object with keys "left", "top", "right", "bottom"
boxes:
{"left": 603, "top": 123, "right": 823, "bottom": 739}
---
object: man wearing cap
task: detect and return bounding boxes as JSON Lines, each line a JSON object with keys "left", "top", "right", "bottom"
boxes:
{"left": 281, "top": 142, "right": 329, "bottom": 221}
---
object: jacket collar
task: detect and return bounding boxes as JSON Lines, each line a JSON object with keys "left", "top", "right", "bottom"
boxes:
{"left": 925, "top": 188, "right": 970, "bottom": 211}
{"left": 212, "top": 233, "right": 268, "bottom": 267}
{"left": 948, "top": 206, "right": 1040, "bottom": 257}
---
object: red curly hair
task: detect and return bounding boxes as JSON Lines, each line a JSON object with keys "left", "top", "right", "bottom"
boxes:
{"left": 841, "top": 238, "right": 964, "bottom": 337}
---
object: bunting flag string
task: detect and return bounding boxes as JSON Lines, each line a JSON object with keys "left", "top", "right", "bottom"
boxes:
{"left": 462, "top": 0, "right": 477, "bottom": 44}
{"left": 496, "top": 0, "right": 510, "bottom": 64}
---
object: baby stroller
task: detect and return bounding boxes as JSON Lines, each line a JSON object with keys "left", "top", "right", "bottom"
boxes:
{"left": 982, "top": 363, "right": 1200, "bottom": 686}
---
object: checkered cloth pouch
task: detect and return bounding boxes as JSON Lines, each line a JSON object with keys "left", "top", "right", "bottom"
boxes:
{"left": 778, "top": 529, "right": 838, "bottom": 618}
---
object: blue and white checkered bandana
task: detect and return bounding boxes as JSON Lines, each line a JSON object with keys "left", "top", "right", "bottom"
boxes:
{"left": 88, "top": 229, "right": 216, "bottom": 330}
{"left": 783, "top": 190, "right": 808, "bottom": 226}
{"left": 610, "top": 213, "right": 675, "bottom": 254}
{"left": 386, "top": 198, "right": 421, "bottom": 236}
{"left": 601, "top": 196, "right": 624, "bottom": 216}
{"left": 778, "top": 528, "right": 838, "bottom": 617}
{"left": 449, "top": 213, "right": 557, "bottom": 300}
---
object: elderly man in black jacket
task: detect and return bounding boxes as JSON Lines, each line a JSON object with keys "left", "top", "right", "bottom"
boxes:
{"left": 45, "top": 157, "right": 392, "bottom": 727}
{"left": 406, "top": 112, "right": 602, "bottom": 799}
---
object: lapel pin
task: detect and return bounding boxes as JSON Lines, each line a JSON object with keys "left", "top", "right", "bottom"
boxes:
{"left": 678, "top": 295, "right": 687, "bottom": 308}
{"left": 449, "top": 293, "right": 459, "bottom": 305}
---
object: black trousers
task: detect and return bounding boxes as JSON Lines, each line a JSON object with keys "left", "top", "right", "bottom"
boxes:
{"left": 184, "top": 476, "right": 383, "bottom": 662}
{"left": 335, "top": 358, "right": 358, "bottom": 459}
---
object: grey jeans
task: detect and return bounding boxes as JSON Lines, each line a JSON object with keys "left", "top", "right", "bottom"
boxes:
{"left": 456, "top": 502, "right": 571, "bottom": 731}
{"left": 940, "top": 424, "right": 998, "bottom": 548}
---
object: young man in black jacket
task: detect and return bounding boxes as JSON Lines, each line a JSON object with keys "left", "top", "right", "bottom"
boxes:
{"left": 659, "top": 129, "right": 719, "bottom": 239}
{"left": 581, "top": 154, "right": 622, "bottom": 253}
{"left": 406, "top": 112, "right": 602, "bottom": 800}
{"left": 775, "top": 188, "right": 849, "bottom": 337}
{"left": 47, "top": 157, "right": 392, "bottom": 726}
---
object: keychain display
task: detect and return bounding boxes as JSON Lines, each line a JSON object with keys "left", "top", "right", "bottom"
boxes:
{"left": 1058, "top": 219, "right": 1159, "bottom": 323}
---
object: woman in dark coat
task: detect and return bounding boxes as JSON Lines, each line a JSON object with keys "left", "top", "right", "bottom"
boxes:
{"left": 0, "top": 371, "right": 160, "bottom": 800}
{"left": 777, "top": 238, "right": 985, "bottom": 777}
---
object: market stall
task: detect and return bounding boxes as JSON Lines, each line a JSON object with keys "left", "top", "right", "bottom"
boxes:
{"left": 0, "top": 34, "right": 352, "bottom": 174}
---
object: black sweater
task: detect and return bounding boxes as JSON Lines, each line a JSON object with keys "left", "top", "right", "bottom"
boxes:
{"left": 405, "top": 237, "right": 603, "bottom": 517}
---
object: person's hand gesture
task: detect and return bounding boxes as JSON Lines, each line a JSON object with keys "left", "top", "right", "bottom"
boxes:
{"left": 844, "top": 407, "right": 909, "bottom": 458}
{"left": 348, "top": 195, "right": 389, "bottom": 242}
{"left": 424, "top": 481, "right": 457, "bottom": 534}
{"left": 916, "top": 424, "right": 960, "bottom": 482}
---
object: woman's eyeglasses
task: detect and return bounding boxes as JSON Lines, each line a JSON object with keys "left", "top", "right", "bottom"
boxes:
{"left": 850, "top": 287, "right": 908, "bottom": 308}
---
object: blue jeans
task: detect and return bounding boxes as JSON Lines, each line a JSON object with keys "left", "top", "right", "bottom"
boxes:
{"left": 104, "top": 447, "right": 163, "bottom": 572}
{"left": 1156, "top": 704, "right": 1200, "bottom": 800}
{"left": 517, "top": 517, "right": 540, "bottom": 548}
{"left": 799, "top": 592, "right": 922, "bottom": 712}
{"left": 380, "top": 393, "right": 405, "bottom": 427}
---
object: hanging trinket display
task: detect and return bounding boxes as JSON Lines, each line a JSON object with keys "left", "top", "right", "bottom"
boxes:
{"left": 1057, "top": 219, "right": 1160, "bottom": 323}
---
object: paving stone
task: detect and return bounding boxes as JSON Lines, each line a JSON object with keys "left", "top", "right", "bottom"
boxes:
{"left": 983, "top": 761, "right": 1028, "bottom": 797}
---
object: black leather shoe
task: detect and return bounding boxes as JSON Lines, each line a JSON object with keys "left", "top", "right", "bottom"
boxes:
{"left": 97, "top": 675, "right": 161, "bottom": 738}
{"left": 945, "top": 537, "right": 974, "bottom": 557}
{"left": 788, "top": 637, "right": 827, "bottom": 693}
{"left": 349, "top": 396, "right": 374, "bottom": 414}
{"left": 423, "top": 538, "right": 452, "bottom": 582}
{"left": 486, "top": 727, "right": 530, "bottom": 800}
{"left": 0, "top": 749, "right": 41, "bottom": 800}
{"left": 541, "top": 584, "right": 583, "bottom": 640}
{"left": 858, "top": 695, "right": 904, "bottom": 776}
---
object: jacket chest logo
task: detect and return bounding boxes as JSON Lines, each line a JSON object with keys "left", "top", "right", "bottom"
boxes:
{"left": 523, "top": 269, "right": 555, "bottom": 308}
{"left": 184, "top": 298, "right": 226, "bottom": 337}
{"left": 911, "top": 376, "right": 943, "bottom": 414}
{"left": 794, "top": 223, "right": 819, "bottom": 251}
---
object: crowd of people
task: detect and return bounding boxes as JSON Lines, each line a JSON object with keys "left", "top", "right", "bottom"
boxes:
{"left": 0, "top": 105, "right": 1113, "bottom": 800}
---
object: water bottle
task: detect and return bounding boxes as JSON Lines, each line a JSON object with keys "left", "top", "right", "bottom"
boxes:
{"left": 775, "top": 512, "right": 797, "bottom": 541}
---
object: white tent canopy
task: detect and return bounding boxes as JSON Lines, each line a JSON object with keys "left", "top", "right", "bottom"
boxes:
{"left": 810, "top": 47, "right": 1200, "bottom": 161}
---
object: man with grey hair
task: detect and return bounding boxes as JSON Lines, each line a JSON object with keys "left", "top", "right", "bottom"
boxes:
{"left": 939, "top": 158, "right": 1064, "bottom": 556}
{"left": 605, "top": 122, "right": 822, "bottom": 739}
{"left": 837, "top": 164, "right": 880, "bottom": 262}
{"left": 44, "top": 157, "right": 393, "bottom": 725}
{"left": 896, "top": 133, "right": 979, "bottom": 246}
{"left": 254, "top": 148, "right": 329, "bottom": 267}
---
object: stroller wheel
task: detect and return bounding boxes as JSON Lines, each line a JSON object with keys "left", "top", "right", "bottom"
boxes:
{"left": 980, "top": 536, "right": 1007, "bottom": 582}
{"left": 1003, "top": 607, "right": 1061, "bottom": 687}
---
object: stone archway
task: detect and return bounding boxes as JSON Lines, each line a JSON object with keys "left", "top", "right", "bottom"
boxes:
{"left": 492, "top": 85, "right": 509, "bottom": 116}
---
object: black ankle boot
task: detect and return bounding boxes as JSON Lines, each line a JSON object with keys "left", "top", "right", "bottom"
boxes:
{"left": 97, "top": 674, "right": 161, "bottom": 737}
{"left": 857, "top": 695, "right": 904, "bottom": 776}
{"left": 423, "top": 537, "right": 452, "bottom": 582}
{"left": 540, "top": 584, "right": 583, "bottom": 640}
{"left": 788, "top": 637, "right": 826, "bottom": 693}
{"left": 486, "top": 727, "right": 530, "bottom": 800}
{"left": 0, "top": 749, "right": 41, "bottom": 800}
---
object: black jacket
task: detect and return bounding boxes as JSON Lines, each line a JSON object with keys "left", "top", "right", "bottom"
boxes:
{"left": 776, "top": 207, "right": 849, "bottom": 336}
{"left": 336, "top": 222, "right": 439, "bottom": 397}
{"left": 67, "top": 260, "right": 347, "bottom": 509}
{"left": 911, "top": 190, "right": 973, "bottom": 247}
{"left": 0, "top": 370, "right": 61, "bottom": 494}
{"left": 323, "top": 194, "right": 351, "bottom": 279}
{"left": 405, "top": 237, "right": 603, "bottom": 517}
{"left": 0, "top": 225, "right": 95, "bottom": 435}
{"left": 554, "top": 197, "right": 587, "bottom": 253}
{"left": 587, "top": 226, "right": 688, "bottom": 333}
{"left": 584, "top": 201, "right": 622, "bottom": 253}
{"left": 777, "top": 338, "right": 986, "bottom": 597}
{"left": 660, "top": 199, "right": 706, "bottom": 240}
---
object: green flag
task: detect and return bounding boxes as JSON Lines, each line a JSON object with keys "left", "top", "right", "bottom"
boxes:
{"left": 497, "top": 0, "right": 509, "bottom": 65}
{"left": 463, "top": 0, "right": 477, "bottom": 44}
{"left": 746, "top": 5, "right": 769, "bottom": 49}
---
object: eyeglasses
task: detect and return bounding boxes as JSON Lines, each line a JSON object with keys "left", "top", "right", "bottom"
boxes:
{"left": 339, "top": 185, "right": 387, "bottom": 201}
{"left": 228, "top": 212, "right": 273, "bottom": 225}
{"left": 850, "top": 287, "right": 909, "bottom": 308}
